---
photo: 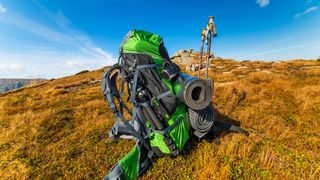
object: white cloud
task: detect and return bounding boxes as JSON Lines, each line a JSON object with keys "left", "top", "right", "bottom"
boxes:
{"left": 0, "top": 53, "right": 109, "bottom": 78}
{"left": 295, "top": 6, "right": 318, "bottom": 18}
{"left": 65, "top": 60, "right": 87, "bottom": 68}
{"left": 256, "top": 0, "right": 270, "bottom": 7}
{"left": 0, "top": 3, "right": 6, "bottom": 13}
{"left": 0, "top": 64, "right": 25, "bottom": 71}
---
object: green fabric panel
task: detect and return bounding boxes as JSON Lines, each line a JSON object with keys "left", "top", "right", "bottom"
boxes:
{"left": 149, "top": 103, "right": 189, "bottom": 154}
{"left": 167, "top": 104, "right": 189, "bottom": 151}
{"left": 152, "top": 56, "right": 164, "bottom": 66}
{"left": 161, "top": 78, "right": 174, "bottom": 92}
{"left": 122, "top": 30, "right": 163, "bottom": 65}
{"left": 119, "top": 145, "right": 140, "bottom": 180}
{"left": 149, "top": 132, "right": 171, "bottom": 154}
{"left": 173, "top": 82, "right": 183, "bottom": 95}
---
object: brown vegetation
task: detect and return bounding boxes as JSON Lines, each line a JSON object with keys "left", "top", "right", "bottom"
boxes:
{"left": 0, "top": 59, "right": 319, "bottom": 179}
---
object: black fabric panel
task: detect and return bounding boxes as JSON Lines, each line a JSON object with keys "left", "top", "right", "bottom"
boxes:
{"left": 122, "top": 53, "right": 178, "bottom": 114}
{"left": 159, "top": 42, "right": 170, "bottom": 61}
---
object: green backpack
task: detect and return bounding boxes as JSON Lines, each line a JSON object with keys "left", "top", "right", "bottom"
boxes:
{"left": 102, "top": 30, "right": 247, "bottom": 179}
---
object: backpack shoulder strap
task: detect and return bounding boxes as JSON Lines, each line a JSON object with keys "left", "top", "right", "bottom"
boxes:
{"left": 102, "top": 64, "right": 154, "bottom": 158}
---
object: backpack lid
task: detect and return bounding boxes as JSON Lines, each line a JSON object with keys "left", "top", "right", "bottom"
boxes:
{"left": 120, "top": 30, "right": 170, "bottom": 64}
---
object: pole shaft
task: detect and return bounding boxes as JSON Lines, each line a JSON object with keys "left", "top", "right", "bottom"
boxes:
{"left": 205, "top": 33, "right": 211, "bottom": 79}
{"left": 198, "top": 38, "right": 205, "bottom": 78}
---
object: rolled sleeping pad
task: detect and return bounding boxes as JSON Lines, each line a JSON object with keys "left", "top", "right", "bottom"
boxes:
{"left": 174, "top": 73, "right": 213, "bottom": 110}
{"left": 187, "top": 106, "right": 215, "bottom": 138}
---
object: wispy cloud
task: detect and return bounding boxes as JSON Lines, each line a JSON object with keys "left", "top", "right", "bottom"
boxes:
{"left": 295, "top": 6, "right": 318, "bottom": 18}
{"left": 53, "top": 13, "right": 115, "bottom": 62}
{"left": 256, "top": 0, "right": 270, "bottom": 8}
{"left": 1, "top": 9, "right": 115, "bottom": 63}
{"left": 90, "top": 47, "right": 114, "bottom": 60}
{"left": 26, "top": 46, "right": 60, "bottom": 55}
{"left": 0, "top": 13, "right": 75, "bottom": 45}
{"left": 32, "top": 1, "right": 115, "bottom": 63}
{"left": 0, "top": 3, "right": 7, "bottom": 13}
{"left": 0, "top": 1, "right": 116, "bottom": 78}
{"left": 238, "top": 41, "right": 320, "bottom": 59}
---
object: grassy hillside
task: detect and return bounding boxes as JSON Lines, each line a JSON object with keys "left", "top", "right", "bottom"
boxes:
{"left": 0, "top": 60, "right": 319, "bottom": 179}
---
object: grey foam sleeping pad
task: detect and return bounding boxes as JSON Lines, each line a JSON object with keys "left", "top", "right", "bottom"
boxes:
{"left": 187, "top": 106, "right": 215, "bottom": 138}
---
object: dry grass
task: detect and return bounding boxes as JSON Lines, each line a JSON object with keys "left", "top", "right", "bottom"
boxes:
{"left": 0, "top": 60, "right": 320, "bottom": 179}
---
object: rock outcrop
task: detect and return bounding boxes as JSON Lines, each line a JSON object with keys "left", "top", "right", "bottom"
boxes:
{"left": 171, "top": 49, "right": 217, "bottom": 71}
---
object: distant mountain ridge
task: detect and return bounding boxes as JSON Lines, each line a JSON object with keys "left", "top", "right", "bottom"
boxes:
{"left": 0, "top": 79, "right": 45, "bottom": 93}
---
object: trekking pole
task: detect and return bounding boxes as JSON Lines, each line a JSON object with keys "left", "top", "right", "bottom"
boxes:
{"left": 205, "top": 33, "right": 211, "bottom": 79}
{"left": 205, "top": 16, "right": 213, "bottom": 79}
{"left": 198, "top": 28, "right": 207, "bottom": 78}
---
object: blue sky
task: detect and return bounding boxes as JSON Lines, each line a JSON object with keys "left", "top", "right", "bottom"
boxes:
{"left": 0, "top": 0, "right": 319, "bottom": 78}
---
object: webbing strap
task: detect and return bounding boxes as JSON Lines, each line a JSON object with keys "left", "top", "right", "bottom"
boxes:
{"left": 152, "top": 116, "right": 183, "bottom": 135}
{"left": 156, "top": 91, "right": 172, "bottom": 100}
{"left": 105, "top": 90, "right": 117, "bottom": 112}
{"left": 109, "top": 113, "right": 120, "bottom": 140}
{"left": 120, "top": 58, "right": 125, "bottom": 96}
{"left": 140, "top": 159, "right": 149, "bottom": 169}
{"left": 117, "top": 112, "right": 152, "bottom": 153}
{"left": 131, "top": 105, "right": 138, "bottom": 124}
{"left": 138, "top": 101, "right": 150, "bottom": 107}
{"left": 136, "top": 64, "right": 160, "bottom": 70}
{"left": 130, "top": 69, "right": 139, "bottom": 103}
{"left": 134, "top": 91, "right": 171, "bottom": 108}
{"left": 119, "top": 100, "right": 132, "bottom": 115}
